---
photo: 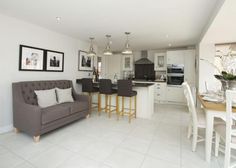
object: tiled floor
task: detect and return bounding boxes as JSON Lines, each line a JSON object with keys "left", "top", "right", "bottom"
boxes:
{"left": 0, "top": 104, "right": 225, "bottom": 168}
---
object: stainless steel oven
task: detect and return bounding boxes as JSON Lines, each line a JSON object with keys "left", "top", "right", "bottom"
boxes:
{"left": 167, "top": 64, "right": 184, "bottom": 73}
{"left": 167, "top": 64, "right": 184, "bottom": 85}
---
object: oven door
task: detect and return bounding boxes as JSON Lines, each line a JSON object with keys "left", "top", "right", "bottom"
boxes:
{"left": 167, "top": 74, "right": 184, "bottom": 85}
{"left": 167, "top": 65, "right": 184, "bottom": 73}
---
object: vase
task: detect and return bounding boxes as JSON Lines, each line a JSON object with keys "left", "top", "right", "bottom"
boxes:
{"left": 228, "top": 80, "right": 236, "bottom": 90}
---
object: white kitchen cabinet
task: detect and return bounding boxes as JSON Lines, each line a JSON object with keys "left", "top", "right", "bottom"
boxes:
{"left": 155, "top": 82, "right": 166, "bottom": 103}
{"left": 166, "top": 50, "right": 184, "bottom": 65}
{"left": 184, "top": 50, "right": 195, "bottom": 85}
{"left": 154, "top": 53, "right": 166, "bottom": 71}
{"left": 166, "top": 86, "right": 185, "bottom": 103}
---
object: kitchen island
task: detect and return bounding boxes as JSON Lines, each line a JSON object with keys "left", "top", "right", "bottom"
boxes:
{"left": 76, "top": 79, "right": 155, "bottom": 119}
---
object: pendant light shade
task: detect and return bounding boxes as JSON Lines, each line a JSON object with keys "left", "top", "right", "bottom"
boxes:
{"left": 103, "top": 35, "right": 113, "bottom": 56}
{"left": 88, "top": 37, "right": 96, "bottom": 56}
{"left": 122, "top": 32, "right": 133, "bottom": 55}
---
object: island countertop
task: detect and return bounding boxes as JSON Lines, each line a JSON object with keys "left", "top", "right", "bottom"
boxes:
{"left": 76, "top": 79, "right": 154, "bottom": 87}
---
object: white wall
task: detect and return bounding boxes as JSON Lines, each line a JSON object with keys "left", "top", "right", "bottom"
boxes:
{"left": 198, "top": 43, "right": 221, "bottom": 92}
{"left": 198, "top": 0, "right": 236, "bottom": 92}
{"left": 0, "top": 14, "right": 95, "bottom": 133}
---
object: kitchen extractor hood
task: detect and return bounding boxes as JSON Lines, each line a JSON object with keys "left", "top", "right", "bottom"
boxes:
{"left": 135, "top": 50, "right": 153, "bottom": 64}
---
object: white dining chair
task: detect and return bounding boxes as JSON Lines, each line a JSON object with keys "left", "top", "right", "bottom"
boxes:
{"left": 182, "top": 82, "right": 223, "bottom": 152}
{"left": 182, "top": 82, "right": 206, "bottom": 151}
{"left": 214, "top": 90, "right": 236, "bottom": 168}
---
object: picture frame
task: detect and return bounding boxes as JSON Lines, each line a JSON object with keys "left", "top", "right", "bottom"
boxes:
{"left": 78, "top": 50, "right": 93, "bottom": 71}
{"left": 46, "top": 50, "right": 64, "bottom": 72}
{"left": 122, "top": 55, "right": 133, "bottom": 71}
{"left": 19, "top": 45, "right": 45, "bottom": 71}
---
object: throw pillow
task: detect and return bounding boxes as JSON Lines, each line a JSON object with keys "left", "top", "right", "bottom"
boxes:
{"left": 56, "top": 87, "right": 74, "bottom": 103}
{"left": 34, "top": 88, "right": 57, "bottom": 108}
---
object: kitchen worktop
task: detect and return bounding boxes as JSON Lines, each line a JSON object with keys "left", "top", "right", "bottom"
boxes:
{"left": 76, "top": 79, "right": 155, "bottom": 87}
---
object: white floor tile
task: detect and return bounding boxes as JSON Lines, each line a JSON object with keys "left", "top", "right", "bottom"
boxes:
{"left": 105, "top": 148, "right": 145, "bottom": 168}
{"left": 141, "top": 156, "right": 180, "bottom": 168}
{"left": 119, "top": 136, "right": 151, "bottom": 154}
{"left": 0, "top": 151, "right": 24, "bottom": 168}
{"left": 28, "top": 146, "right": 74, "bottom": 168}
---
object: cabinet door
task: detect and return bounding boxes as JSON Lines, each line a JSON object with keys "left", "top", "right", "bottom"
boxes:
{"left": 155, "top": 83, "right": 166, "bottom": 101}
{"left": 166, "top": 86, "right": 184, "bottom": 103}
{"left": 154, "top": 53, "right": 166, "bottom": 71}
{"left": 166, "top": 50, "right": 184, "bottom": 65}
{"left": 184, "top": 50, "right": 195, "bottom": 85}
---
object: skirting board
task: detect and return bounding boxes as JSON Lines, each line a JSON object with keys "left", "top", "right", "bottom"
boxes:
{"left": 0, "top": 124, "right": 13, "bottom": 134}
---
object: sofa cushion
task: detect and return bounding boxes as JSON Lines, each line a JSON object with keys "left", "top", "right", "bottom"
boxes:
{"left": 56, "top": 87, "right": 74, "bottom": 103}
{"left": 66, "top": 101, "right": 89, "bottom": 114}
{"left": 42, "top": 104, "right": 70, "bottom": 124}
{"left": 35, "top": 88, "right": 57, "bottom": 108}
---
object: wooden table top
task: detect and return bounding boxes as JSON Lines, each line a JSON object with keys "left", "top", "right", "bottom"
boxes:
{"left": 198, "top": 94, "right": 236, "bottom": 112}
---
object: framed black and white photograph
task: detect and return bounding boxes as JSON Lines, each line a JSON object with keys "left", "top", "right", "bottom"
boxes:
{"left": 19, "top": 45, "right": 45, "bottom": 71}
{"left": 78, "top": 50, "right": 93, "bottom": 71}
{"left": 46, "top": 51, "right": 64, "bottom": 72}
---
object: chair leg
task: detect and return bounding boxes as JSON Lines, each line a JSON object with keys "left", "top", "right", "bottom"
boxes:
{"left": 215, "top": 132, "right": 220, "bottom": 157}
{"left": 105, "top": 95, "right": 108, "bottom": 113}
{"left": 192, "top": 127, "right": 198, "bottom": 152}
{"left": 129, "top": 97, "right": 132, "bottom": 123}
{"left": 187, "top": 122, "right": 192, "bottom": 139}
{"left": 122, "top": 97, "right": 124, "bottom": 117}
{"left": 134, "top": 96, "right": 137, "bottom": 118}
{"left": 108, "top": 95, "right": 112, "bottom": 118}
{"left": 117, "top": 96, "right": 119, "bottom": 120}
{"left": 224, "top": 138, "right": 231, "bottom": 168}
{"left": 98, "top": 93, "right": 100, "bottom": 113}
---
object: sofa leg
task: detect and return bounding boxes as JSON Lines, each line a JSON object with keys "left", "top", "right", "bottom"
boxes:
{"left": 33, "top": 136, "right": 40, "bottom": 143}
{"left": 86, "top": 114, "right": 90, "bottom": 118}
{"left": 14, "top": 128, "right": 20, "bottom": 133}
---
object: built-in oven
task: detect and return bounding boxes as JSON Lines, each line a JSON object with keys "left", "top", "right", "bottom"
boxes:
{"left": 167, "top": 73, "right": 184, "bottom": 85}
{"left": 167, "top": 64, "right": 184, "bottom": 85}
{"left": 167, "top": 64, "right": 184, "bottom": 73}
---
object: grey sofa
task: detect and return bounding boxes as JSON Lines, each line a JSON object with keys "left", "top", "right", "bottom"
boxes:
{"left": 12, "top": 80, "right": 90, "bottom": 142}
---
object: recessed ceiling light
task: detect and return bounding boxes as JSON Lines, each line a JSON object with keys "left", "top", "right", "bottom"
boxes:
{"left": 56, "top": 17, "right": 61, "bottom": 21}
{"left": 168, "top": 43, "right": 172, "bottom": 47}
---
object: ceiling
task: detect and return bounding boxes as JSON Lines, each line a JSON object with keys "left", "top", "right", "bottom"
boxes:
{"left": 0, "top": 0, "right": 220, "bottom": 51}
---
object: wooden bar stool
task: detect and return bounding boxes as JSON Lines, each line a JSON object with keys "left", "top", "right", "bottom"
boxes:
{"left": 81, "top": 78, "right": 99, "bottom": 115}
{"left": 98, "top": 79, "right": 117, "bottom": 118}
{"left": 117, "top": 80, "right": 137, "bottom": 123}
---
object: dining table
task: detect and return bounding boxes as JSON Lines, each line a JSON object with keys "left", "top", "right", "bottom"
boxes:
{"left": 197, "top": 94, "right": 236, "bottom": 162}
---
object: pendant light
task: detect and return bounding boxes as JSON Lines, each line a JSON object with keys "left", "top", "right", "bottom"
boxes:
{"left": 122, "top": 32, "right": 133, "bottom": 55}
{"left": 103, "top": 35, "right": 113, "bottom": 56}
{"left": 87, "top": 37, "right": 96, "bottom": 56}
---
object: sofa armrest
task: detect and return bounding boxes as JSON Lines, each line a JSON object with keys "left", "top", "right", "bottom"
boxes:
{"left": 13, "top": 101, "right": 42, "bottom": 136}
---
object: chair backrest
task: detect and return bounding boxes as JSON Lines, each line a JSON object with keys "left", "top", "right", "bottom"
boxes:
{"left": 81, "top": 78, "right": 93, "bottom": 92}
{"left": 182, "top": 82, "right": 198, "bottom": 126}
{"left": 225, "top": 90, "right": 236, "bottom": 140}
{"left": 99, "top": 79, "right": 112, "bottom": 94}
{"left": 117, "top": 80, "right": 133, "bottom": 97}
